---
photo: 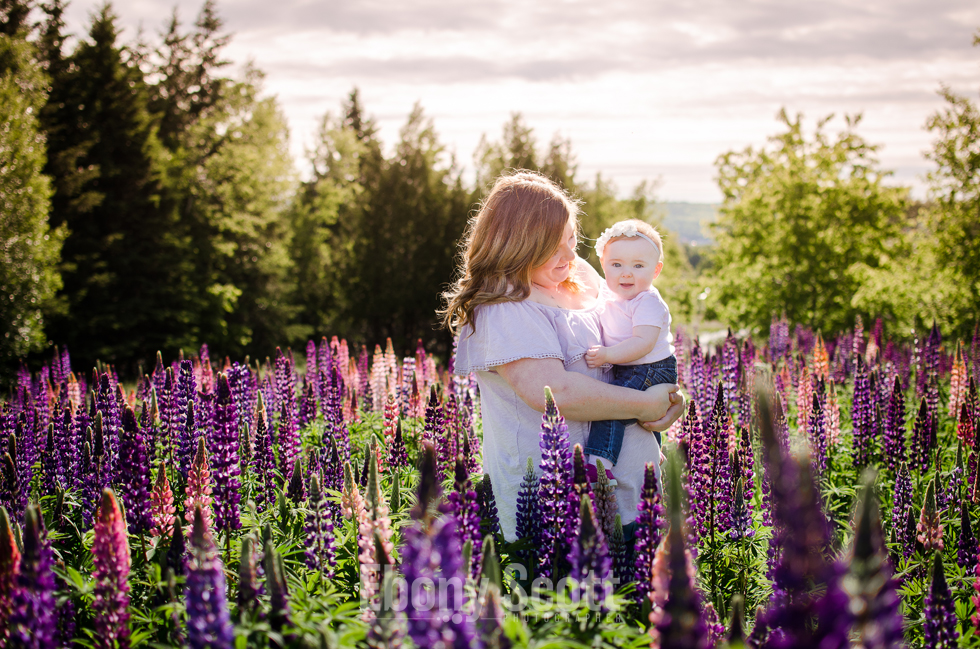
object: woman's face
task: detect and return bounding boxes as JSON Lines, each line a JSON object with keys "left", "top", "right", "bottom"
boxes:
{"left": 530, "top": 217, "right": 576, "bottom": 288}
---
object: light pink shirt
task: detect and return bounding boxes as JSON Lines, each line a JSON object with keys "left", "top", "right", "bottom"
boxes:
{"left": 598, "top": 285, "right": 674, "bottom": 365}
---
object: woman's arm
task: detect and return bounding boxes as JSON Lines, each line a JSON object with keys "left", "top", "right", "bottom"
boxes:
{"left": 496, "top": 356, "right": 676, "bottom": 423}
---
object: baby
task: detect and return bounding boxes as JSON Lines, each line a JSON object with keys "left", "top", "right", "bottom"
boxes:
{"left": 584, "top": 219, "right": 677, "bottom": 469}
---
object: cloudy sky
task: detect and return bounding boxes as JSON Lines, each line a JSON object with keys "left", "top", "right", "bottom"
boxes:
{"left": 64, "top": 0, "right": 980, "bottom": 202}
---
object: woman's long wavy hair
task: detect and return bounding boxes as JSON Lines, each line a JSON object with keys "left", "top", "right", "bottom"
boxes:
{"left": 441, "top": 171, "right": 583, "bottom": 334}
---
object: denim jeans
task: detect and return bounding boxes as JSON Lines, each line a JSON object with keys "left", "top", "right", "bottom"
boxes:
{"left": 584, "top": 355, "right": 678, "bottom": 465}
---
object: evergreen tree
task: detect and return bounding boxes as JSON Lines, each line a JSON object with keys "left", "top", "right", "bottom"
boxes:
{"left": 43, "top": 5, "right": 198, "bottom": 372}
{"left": 0, "top": 11, "right": 64, "bottom": 372}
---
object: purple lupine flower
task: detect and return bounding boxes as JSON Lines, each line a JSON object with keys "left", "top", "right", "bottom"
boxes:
{"left": 92, "top": 490, "right": 131, "bottom": 649}
{"left": 808, "top": 391, "right": 828, "bottom": 480}
{"left": 851, "top": 360, "right": 874, "bottom": 468}
{"left": 422, "top": 387, "right": 446, "bottom": 479}
{"left": 54, "top": 405, "right": 73, "bottom": 487}
{"left": 95, "top": 374, "right": 121, "bottom": 481}
{"left": 514, "top": 457, "right": 539, "bottom": 574}
{"left": 400, "top": 515, "right": 477, "bottom": 649}
{"left": 388, "top": 419, "right": 409, "bottom": 470}
{"left": 564, "top": 444, "right": 593, "bottom": 551}
{"left": 172, "top": 360, "right": 197, "bottom": 471}
{"left": 448, "top": 457, "right": 482, "bottom": 577}
{"left": 756, "top": 395, "right": 851, "bottom": 649}
{"left": 211, "top": 374, "right": 242, "bottom": 533}
{"left": 568, "top": 494, "right": 612, "bottom": 610}
{"left": 305, "top": 339, "right": 319, "bottom": 398}
{"left": 0, "top": 506, "right": 20, "bottom": 642}
{"left": 442, "top": 395, "right": 461, "bottom": 480}
{"left": 476, "top": 473, "right": 500, "bottom": 539}
{"left": 7, "top": 506, "right": 57, "bottom": 648}
{"left": 957, "top": 501, "right": 978, "bottom": 572}
{"left": 608, "top": 514, "right": 631, "bottom": 586}
{"left": 286, "top": 459, "right": 306, "bottom": 505}
{"left": 653, "top": 456, "right": 709, "bottom": 649}
{"left": 41, "top": 424, "right": 63, "bottom": 495}
{"left": 277, "top": 400, "right": 300, "bottom": 475}
{"left": 689, "top": 339, "right": 706, "bottom": 408}
{"left": 305, "top": 474, "right": 336, "bottom": 577}
{"left": 909, "top": 398, "right": 932, "bottom": 473}
{"left": 634, "top": 463, "right": 665, "bottom": 605}
{"left": 722, "top": 329, "right": 740, "bottom": 410}
{"left": 845, "top": 479, "right": 905, "bottom": 649}
{"left": 892, "top": 463, "right": 914, "bottom": 558}
{"left": 729, "top": 477, "right": 754, "bottom": 541}
{"left": 883, "top": 376, "right": 907, "bottom": 472}
{"left": 923, "top": 553, "right": 958, "bottom": 648}
{"left": 706, "top": 384, "right": 734, "bottom": 534}
{"left": 117, "top": 406, "right": 153, "bottom": 534}
{"left": 537, "top": 387, "right": 572, "bottom": 581}
{"left": 185, "top": 506, "right": 235, "bottom": 649}
{"left": 251, "top": 394, "right": 277, "bottom": 513}
{"left": 298, "top": 382, "right": 318, "bottom": 430}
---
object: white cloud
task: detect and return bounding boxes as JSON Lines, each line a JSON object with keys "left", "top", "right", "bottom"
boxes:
{"left": 63, "top": 0, "right": 980, "bottom": 201}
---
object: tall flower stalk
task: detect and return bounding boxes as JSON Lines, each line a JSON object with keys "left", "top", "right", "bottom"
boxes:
{"left": 185, "top": 506, "right": 235, "bottom": 649}
{"left": 92, "top": 490, "right": 131, "bottom": 649}
{"left": 537, "top": 387, "right": 572, "bottom": 581}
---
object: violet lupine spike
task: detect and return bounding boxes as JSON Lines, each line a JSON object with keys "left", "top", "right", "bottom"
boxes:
{"left": 957, "top": 501, "right": 978, "bottom": 573}
{"left": 883, "top": 376, "right": 907, "bottom": 472}
{"left": 514, "top": 457, "right": 539, "bottom": 574}
{"left": 652, "top": 455, "right": 709, "bottom": 649}
{"left": 305, "top": 474, "right": 336, "bottom": 577}
{"left": 388, "top": 419, "right": 409, "bottom": 470}
{"left": 277, "top": 400, "right": 300, "bottom": 476}
{"left": 298, "top": 382, "right": 317, "bottom": 430}
{"left": 251, "top": 394, "right": 277, "bottom": 513}
{"left": 117, "top": 406, "right": 153, "bottom": 534}
{"left": 564, "top": 444, "right": 593, "bottom": 549}
{"left": 448, "top": 457, "right": 482, "bottom": 577}
{"left": 729, "top": 477, "right": 754, "bottom": 541}
{"left": 476, "top": 474, "right": 501, "bottom": 539}
{"left": 305, "top": 339, "right": 319, "bottom": 398}
{"left": 568, "top": 494, "right": 612, "bottom": 611}
{"left": 399, "top": 514, "right": 477, "bottom": 649}
{"left": 923, "top": 553, "right": 958, "bottom": 649}
{"left": 42, "top": 424, "right": 63, "bottom": 495}
{"left": 172, "top": 360, "right": 196, "bottom": 471}
{"left": 185, "top": 506, "right": 235, "bottom": 649}
{"left": 537, "top": 387, "right": 572, "bottom": 582}
{"left": 210, "top": 374, "right": 241, "bottom": 533}
{"left": 722, "top": 329, "right": 740, "bottom": 411}
{"left": 55, "top": 405, "right": 73, "bottom": 485}
{"left": 909, "top": 398, "right": 931, "bottom": 473}
{"left": 441, "top": 395, "right": 460, "bottom": 480}
{"left": 689, "top": 339, "right": 706, "bottom": 408}
{"left": 756, "top": 395, "right": 852, "bottom": 649}
{"left": 851, "top": 359, "right": 874, "bottom": 468}
{"left": 422, "top": 387, "right": 446, "bottom": 480}
{"left": 808, "top": 392, "right": 828, "bottom": 481}
{"left": 286, "top": 459, "right": 306, "bottom": 505}
{"left": 707, "top": 385, "right": 734, "bottom": 534}
{"left": 609, "top": 514, "right": 631, "bottom": 586}
{"left": 634, "top": 462, "right": 665, "bottom": 604}
{"left": 844, "top": 478, "right": 905, "bottom": 649}
{"left": 891, "top": 463, "right": 914, "bottom": 556}
{"left": 592, "top": 460, "right": 619, "bottom": 541}
{"left": 7, "top": 505, "right": 57, "bottom": 648}
{"left": 92, "top": 490, "right": 131, "bottom": 649}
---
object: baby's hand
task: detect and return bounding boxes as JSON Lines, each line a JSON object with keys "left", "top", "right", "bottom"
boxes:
{"left": 585, "top": 345, "right": 607, "bottom": 369}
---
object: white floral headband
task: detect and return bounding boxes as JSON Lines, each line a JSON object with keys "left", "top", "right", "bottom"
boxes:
{"left": 594, "top": 222, "right": 661, "bottom": 260}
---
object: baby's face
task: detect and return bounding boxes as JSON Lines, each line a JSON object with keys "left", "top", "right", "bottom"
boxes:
{"left": 600, "top": 236, "right": 662, "bottom": 301}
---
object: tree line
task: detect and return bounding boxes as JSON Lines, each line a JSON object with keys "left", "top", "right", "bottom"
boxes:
{"left": 0, "top": 0, "right": 702, "bottom": 379}
{"left": 2, "top": 0, "right": 977, "bottom": 380}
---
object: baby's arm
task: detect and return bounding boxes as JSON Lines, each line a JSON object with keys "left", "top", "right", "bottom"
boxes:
{"left": 585, "top": 325, "right": 661, "bottom": 368}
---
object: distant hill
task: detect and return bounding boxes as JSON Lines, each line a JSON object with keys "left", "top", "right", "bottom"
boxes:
{"left": 657, "top": 202, "right": 718, "bottom": 246}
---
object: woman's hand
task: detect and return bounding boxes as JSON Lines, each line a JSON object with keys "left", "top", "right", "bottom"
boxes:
{"left": 639, "top": 386, "right": 684, "bottom": 432}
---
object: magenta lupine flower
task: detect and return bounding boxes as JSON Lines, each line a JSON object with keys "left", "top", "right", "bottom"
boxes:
{"left": 634, "top": 462, "right": 665, "bottom": 603}
{"left": 210, "top": 374, "right": 241, "bottom": 533}
{"left": 537, "top": 387, "right": 572, "bottom": 581}
{"left": 251, "top": 394, "right": 277, "bottom": 513}
{"left": 917, "top": 479, "right": 943, "bottom": 552}
{"left": 299, "top": 382, "right": 317, "bottom": 430}
{"left": 117, "top": 406, "right": 152, "bottom": 534}
{"left": 422, "top": 387, "right": 446, "bottom": 479}
{"left": 705, "top": 385, "right": 734, "bottom": 534}
{"left": 0, "top": 506, "right": 20, "bottom": 640}
{"left": 924, "top": 553, "right": 958, "bottom": 648}
{"left": 92, "top": 490, "right": 131, "bottom": 649}
{"left": 184, "top": 439, "right": 214, "bottom": 533}
{"left": 448, "top": 457, "right": 482, "bottom": 576}
{"left": 957, "top": 501, "right": 978, "bottom": 573}
{"left": 305, "top": 339, "right": 319, "bottom": 397}
{"left": 845, "top": 480, "right": 905, "bottom": 649}
{"left": 185, "top": 506, "right": 235, "bottom": 649}
{"left": 514, "top": 457, "right": 539, "bottom": 573}
{"left": 7, "top": 506, "right": 57, "bottom": 648}
{"left": 441, "top": 395, "right": 460, "bottom": 478}
{"left": 41, "top": 424, "right": 63, "bottom": 495}
{"left": 569, "top": 494, "right": 612, "bottom": 610}
{"left": 305, "top": 474, "right": 336, "bottom": 577}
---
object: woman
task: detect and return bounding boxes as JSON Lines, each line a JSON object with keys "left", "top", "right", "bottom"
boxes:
{"left": 442, "top": 171, "right": 683, "bottom": 542}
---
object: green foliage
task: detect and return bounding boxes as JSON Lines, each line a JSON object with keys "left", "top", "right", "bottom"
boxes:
{"left": 709, "top": 110, "right": 909, "bottom": 337}
{"left": 0, "top": 30, "right": 63, "bottom": 368}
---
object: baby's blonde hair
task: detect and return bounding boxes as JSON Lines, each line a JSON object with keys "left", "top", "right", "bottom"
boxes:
{"left": 441, "top": 171, "right": 583, "bottom": 333}
{"left": 602, "top": 219, "right": 664, "bottom": 265}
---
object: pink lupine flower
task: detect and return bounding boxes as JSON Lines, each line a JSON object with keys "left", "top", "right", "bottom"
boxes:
{"left": 92, "top": 490, "right": 131, "bottom": 649}
{"left": 149, "top": 468, "right": 176, "bottom": 543}
{"left": 184, "top": 439, "right": 214, "bottom": 533}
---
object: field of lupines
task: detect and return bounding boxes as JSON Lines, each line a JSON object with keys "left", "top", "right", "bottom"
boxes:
{"left": 1, "top": 317, "right": 979, "bottom": 648}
